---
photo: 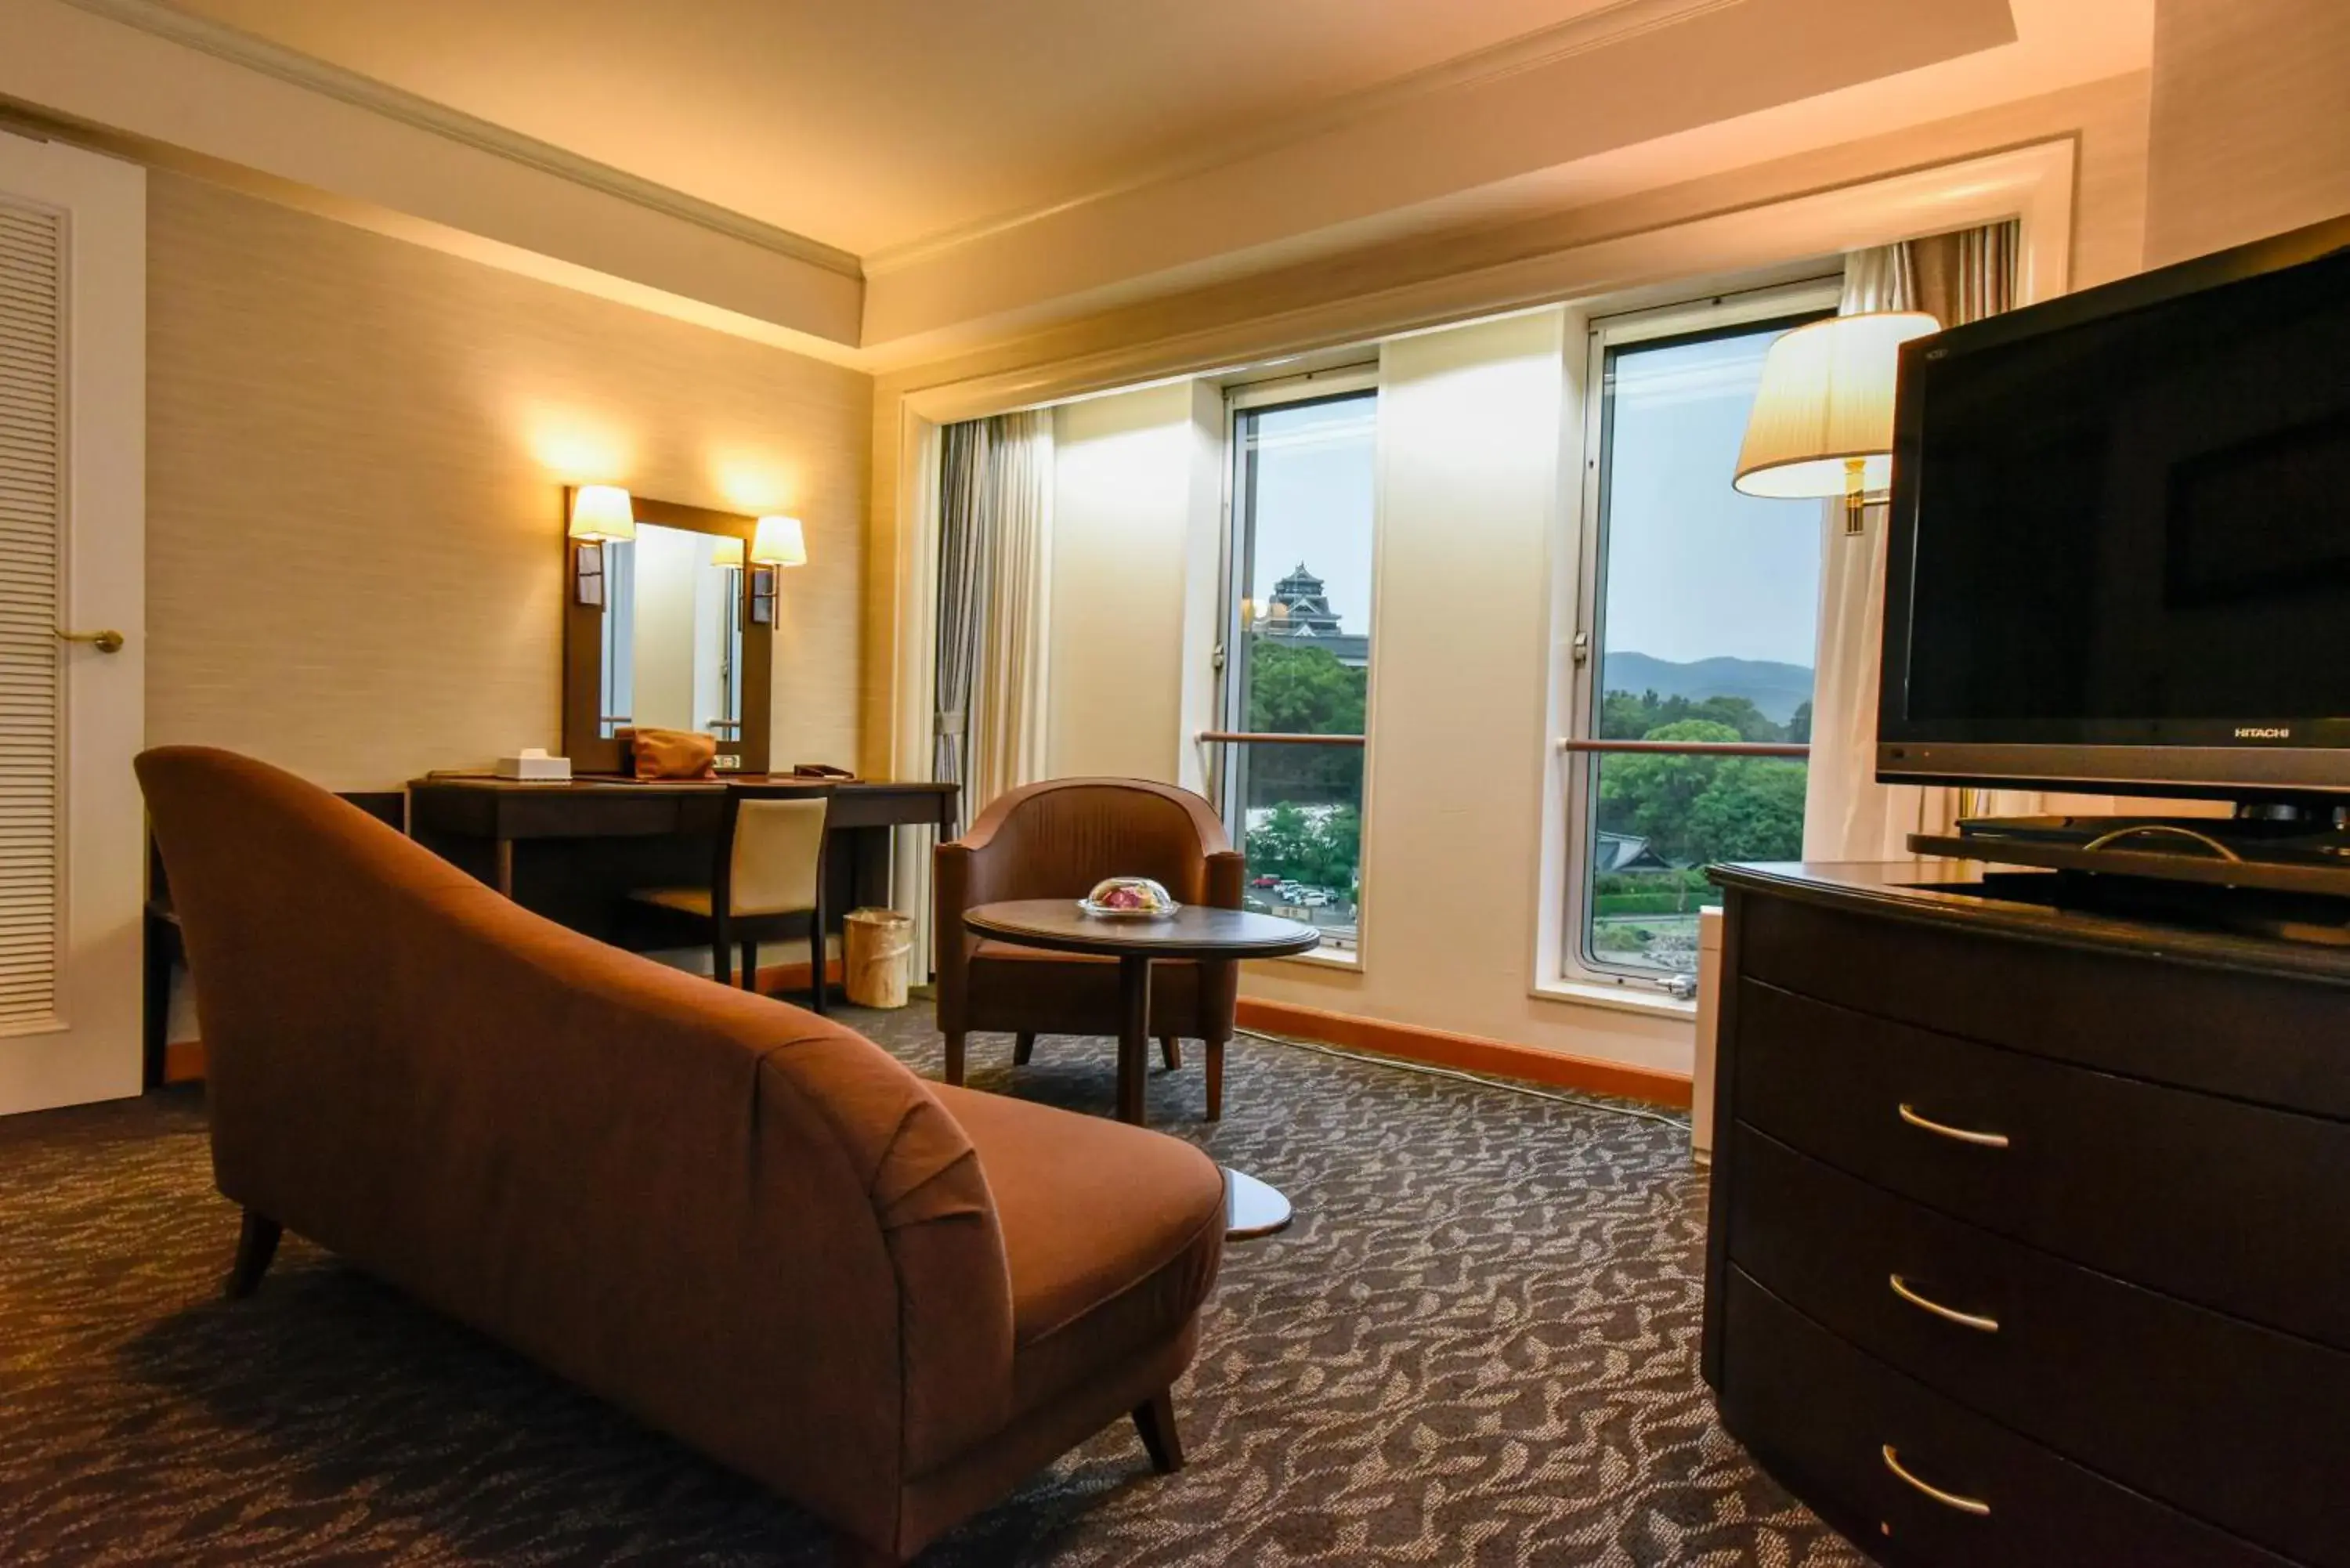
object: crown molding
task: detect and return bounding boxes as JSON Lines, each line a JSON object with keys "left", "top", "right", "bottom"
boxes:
{"left": 862, "top": 0, "right": 1742, "bottom": 276}
{"left": 57, "top": 0, "right": 864, "bottom": 280}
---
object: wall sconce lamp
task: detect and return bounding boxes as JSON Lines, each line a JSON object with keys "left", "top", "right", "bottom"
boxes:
{"left": 567, "top": 485, "right": 636, "bottom": 605}
{"left": 1733, "top": 311, "right": 1940, "bottom": 535}
{"left": 747, "top": 515, "right": 806, "bottom": 624}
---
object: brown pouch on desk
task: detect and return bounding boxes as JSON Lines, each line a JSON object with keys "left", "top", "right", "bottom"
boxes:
{"left": 622, "top": 728, "right": 718, "bottom": 780}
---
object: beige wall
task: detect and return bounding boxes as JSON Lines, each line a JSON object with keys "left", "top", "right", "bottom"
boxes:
{"left": 146, "top": 173, "right": 870, "bottom": 790}
{"left": 1044, "top": 383, "right": 1219, "bottom": 783}
{"left": 2144, "top": 0, "right": 2350, "bottom": 266}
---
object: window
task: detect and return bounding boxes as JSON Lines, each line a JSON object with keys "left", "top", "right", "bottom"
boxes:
{"left": 1564, "top": 287, "right": 1838, "bottom": 993}
{"left": 1213, "top": 379, "right": 1377, "bottom": 959}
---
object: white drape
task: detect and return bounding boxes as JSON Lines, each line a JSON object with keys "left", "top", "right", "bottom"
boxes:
{"left": 1802, "top": 223, "right": 2049, "bottom": 862}
{"left": 931, "top": 410, "right": 1054, "bottom": 826}
{"left": 970, "top": 410, "right": 1054, "bottom": 811}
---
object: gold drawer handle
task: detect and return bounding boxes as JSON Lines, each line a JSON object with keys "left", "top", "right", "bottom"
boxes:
{"left": 1889, "top": 1274, "right": 2001, "bottom": 1333}
{"left": 1882, "top": 1445, "right": 1991, "bottom": 1516}
{"left": 1899, "top": 1103, "right": 2011, "bottom": 1149}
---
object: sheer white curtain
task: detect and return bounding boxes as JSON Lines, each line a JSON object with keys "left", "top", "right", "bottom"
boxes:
{"left": 1802, "top": 223, "right": 2048, "bottom": 861}
{"left": 932, "top": 410, "right": 1054, "bottom": 827}
{"left": 970, "top": 410, "right": 1054, "bottom": 810}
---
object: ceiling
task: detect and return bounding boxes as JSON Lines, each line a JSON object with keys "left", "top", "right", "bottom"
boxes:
{"left": 164, "top": 0, "right": 1637, "bottom": 258}
{"left": 12, "top": 0, "right": 2151, "bottom": 360}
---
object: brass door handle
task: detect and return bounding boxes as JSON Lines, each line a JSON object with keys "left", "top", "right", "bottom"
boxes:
{"left": 1889, "top": 1274, "right": 2001, "bottom": 1333}
{"left": 1882, "top": 1445, "right": 1990, "bottom": 1516}
{"left": 1898, "top": 1103, "right": 2011, "bottom": 1149}
{"left": 56, "top": 628, "right": 125, "bottom": 654}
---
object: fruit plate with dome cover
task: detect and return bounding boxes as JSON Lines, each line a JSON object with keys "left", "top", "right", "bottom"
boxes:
{"left": 1078, "top": 876, "right": 1180, "bottom": 919}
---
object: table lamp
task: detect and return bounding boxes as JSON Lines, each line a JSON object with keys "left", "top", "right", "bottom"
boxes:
{"left": 1734, "top": 311, "right": 1939, "bottom": 534}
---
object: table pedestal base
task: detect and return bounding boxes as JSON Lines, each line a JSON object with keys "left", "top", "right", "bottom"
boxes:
{"left": 1222, "top": 1167, "right": 1292, "bottom": 1240}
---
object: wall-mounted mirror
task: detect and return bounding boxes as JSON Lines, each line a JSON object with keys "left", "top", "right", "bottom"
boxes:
{"left": 563, "top": 492, "right": 772, "bottom": 775}
{"left": 597, "top": 523, "right": 746, "bottom": 742}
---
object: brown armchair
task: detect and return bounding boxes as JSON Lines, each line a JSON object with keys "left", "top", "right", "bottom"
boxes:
{"left": 935, "top": 778, "right": 1246, "bottom": 1118}
{"left": 136, "top": 747, "right": 1224, "bottom": 1567}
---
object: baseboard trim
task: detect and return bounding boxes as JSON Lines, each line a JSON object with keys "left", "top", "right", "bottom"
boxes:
{"left": 156, "top": 960, "right": 849, "bottom": 1085}
{"left": 753, "top": 958, "right": 844, "bottom": 995}
{"left": 1235, "top": 997, "right": 1693, "bottom": 1109}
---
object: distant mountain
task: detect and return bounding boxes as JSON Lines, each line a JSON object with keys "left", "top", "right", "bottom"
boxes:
{"left": 1602, "top": 652, "right": 1815, "bottom": 723}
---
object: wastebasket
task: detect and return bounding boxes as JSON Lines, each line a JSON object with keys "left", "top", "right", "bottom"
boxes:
{"left": 843, "top": 907, "right": 915, "bottom": 1009}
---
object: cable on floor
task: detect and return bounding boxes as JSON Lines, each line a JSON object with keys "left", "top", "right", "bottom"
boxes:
{"left": 1234, "top": 1026, "right": 1694, "bottom": 1132}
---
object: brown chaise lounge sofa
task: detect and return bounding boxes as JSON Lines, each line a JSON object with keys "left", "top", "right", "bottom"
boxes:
{"left": 136, "top": 747, "right": 1226, "bottom": 1567}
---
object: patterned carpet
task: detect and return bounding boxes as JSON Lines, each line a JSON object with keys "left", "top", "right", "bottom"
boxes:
{"left": 0, "top": 1003, "right": 1867, "bottom": 1567}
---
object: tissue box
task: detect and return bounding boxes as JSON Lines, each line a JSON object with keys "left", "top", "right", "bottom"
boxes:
{"left": 495, "top": 749, "right": 572, "bottom": 781}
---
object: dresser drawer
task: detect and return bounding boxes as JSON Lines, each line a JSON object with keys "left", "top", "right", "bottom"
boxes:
{"left": 1729, "top": 1125, "right": 2350, "bottom": 1568}
{"left": 1733, "top": 888, "right": 2350, "bottom": 1117}
{"left": 1733, "top": 978, "right": 2350, "bottom": 1350}
{"left": 1718, "top": 1270, "right": 2296, "bottom": 1568}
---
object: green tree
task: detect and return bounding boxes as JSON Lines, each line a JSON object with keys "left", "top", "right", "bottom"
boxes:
{"left": 1247, "top": 802, "right": 1318, "bottom": 879}
{"left": 1245, "top": 803, "right": 1361, "bottom": 892}
{"left": 1787, "top": 699, "right": 1813, "bottom": 744}
{"left": 1596, "top": 719, "right": 1742, "bottom": 863}
{"left": 1687, "top": 757, "right": 1807, "bottom": 862}
{"left": 1594, "top": 717, "right": 1807, "bottom": 871}
{"left": 1246, "top": 641, "right": 1365, "bottom": 735}
{"left": 1600, "top": 688, "right": 1785, "bottom": 742}
{"left": 1242, "top": 641, "right": 1365, "bottom": 808}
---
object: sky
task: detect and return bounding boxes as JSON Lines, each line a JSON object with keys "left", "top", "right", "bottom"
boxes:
{"left": 1243, "top": 395, "right": 1377, "bottom": 632}
{"left": 1235, "top": 331, "right": 1822, "bottom": 670}
{"left": 1600, "top": 327, "right": 1824, "bottom": 668}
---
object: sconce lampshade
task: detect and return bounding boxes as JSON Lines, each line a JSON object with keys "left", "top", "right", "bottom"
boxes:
{"left": 1733, "top": 312, "right": 1940, "bottom": 499}
{"left": 750, "top": 515, "right": 808, "bottom": 567}
{"left": 567, "top": 484, "right": 637, "bottom": 542}
{"left": 710, "top": 536, "right": 746, "bottom": 568}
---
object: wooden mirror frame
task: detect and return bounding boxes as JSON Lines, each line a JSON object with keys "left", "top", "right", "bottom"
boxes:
{"left": 562, "top": 490, "right": 773, "bottom": 775}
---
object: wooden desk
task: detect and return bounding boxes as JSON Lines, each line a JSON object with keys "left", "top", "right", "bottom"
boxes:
{"left": 407, "top": 775, "right": 956, "bottom": 951}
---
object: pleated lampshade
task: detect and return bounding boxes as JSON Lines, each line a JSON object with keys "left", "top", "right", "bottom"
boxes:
{"left": 566, "top": 484, "right": 636, "bottom": 542}
{"left": 750, "top": 515, "right": 808, "bottom": 567}
{"left": 1734, "top": 312, "right": 1940, "bottom": 498}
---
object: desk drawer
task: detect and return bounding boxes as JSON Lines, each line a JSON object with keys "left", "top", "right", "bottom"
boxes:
{"left": 1730, "top": 1125, "right": 2350, "bottom": 1568}
{"left": 1719, "top": 1270, "right": 2294, "bottom": 1568}
{"left": 1734, "top": 979, "right": 2350, "bottom": 1351}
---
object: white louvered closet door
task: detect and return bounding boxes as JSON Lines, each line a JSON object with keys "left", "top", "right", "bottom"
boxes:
{"left": 0, "top": 132, "right": 143, "bottom": 1116}
{"left": 0, "top": 201, "right": 66, "bottom": 1039}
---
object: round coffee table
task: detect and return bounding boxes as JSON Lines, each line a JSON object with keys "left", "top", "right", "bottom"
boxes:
{"left": 962, "top": 898, "right": 1320, "bottom": 1239}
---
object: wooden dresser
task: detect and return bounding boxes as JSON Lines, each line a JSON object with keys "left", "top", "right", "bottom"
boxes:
{"left": 1705, "top": 862, "right": 2350, "bottom": 1568}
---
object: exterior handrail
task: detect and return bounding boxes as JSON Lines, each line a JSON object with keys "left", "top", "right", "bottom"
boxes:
{"left": 1197, "top": 731, "right": 1368, "bottom": 747}
{"left": 1557, "top": 738, "right": 1809, "bottom": 758}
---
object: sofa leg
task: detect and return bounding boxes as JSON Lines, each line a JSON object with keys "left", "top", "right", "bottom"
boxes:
{"left": 943, "top": 1031, "right": 967, "bottom": 1086}
{"left": 1013, "top": 1031, "right": 1035, "bottom": 1066}
{"left": 833, "top": 1530, "right": 902, "bottom": 1568}
{"left": 1160, "top": 1035, "right": 1182, "bottom": 1071}
{"left": 1205, "top": 1038, "right": 1226, "bottom": 1122}
{"left": 1132, "top": 1387, "right": 1185, "bottom": 1474}
{"left": 226, "top": 1211, "right": 282, "bottom": 1299}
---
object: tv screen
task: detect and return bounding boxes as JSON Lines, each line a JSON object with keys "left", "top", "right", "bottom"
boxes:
{"left": 1879, "top": 218, "right": 2350, "bottom": 799}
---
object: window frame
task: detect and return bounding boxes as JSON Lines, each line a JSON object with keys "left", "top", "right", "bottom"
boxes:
{"left": 1211, "top": 367, "right": 1380, "bottom": 968}
{"left": 1559, "top": 280, "right": 1842, "bottom": 996}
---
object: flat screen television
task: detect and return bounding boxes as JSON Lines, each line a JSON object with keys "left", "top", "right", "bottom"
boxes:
{"left": 1878, "top": 213, "right": 2350, "bottom": 802}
